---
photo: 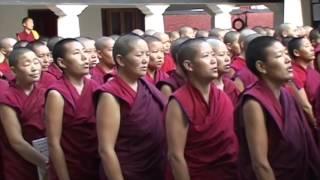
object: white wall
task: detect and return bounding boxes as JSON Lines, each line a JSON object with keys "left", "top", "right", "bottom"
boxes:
{"left": 79, "top": 6, "right": 103, "bottom": 38}
{"left": 0, "top": 5, "right": 29, "bottom": 39}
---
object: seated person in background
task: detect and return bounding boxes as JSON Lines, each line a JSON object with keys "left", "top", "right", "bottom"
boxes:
{"left": 16, "top": 17, "right": 39, "bottom": 42}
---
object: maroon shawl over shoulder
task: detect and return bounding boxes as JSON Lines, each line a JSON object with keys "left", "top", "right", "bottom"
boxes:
{"left": 0, "top": 81, "right": 45, "bottom": 180}
{"left": 236, "top": 80, "right": 320, "bottom": 180}
{"left": 95, "top": 75, "right": 166, "bottom": 180}
{"left": 167, "top": 83, "right": 239, "bottom": 180}
{"left": 47, "top": 77, "right": 99, "bottom": 180}
{"left": 156, "top": 70, "right": 186, "bottom": 92}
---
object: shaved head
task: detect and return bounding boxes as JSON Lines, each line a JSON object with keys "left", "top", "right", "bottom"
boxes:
{"left": 177, "top": 38, "right": 206, "bottom": 72}
{"left": 76, "top": 37, "right": 94, "bottom": 48}
{"left": 275, "top": 23, "right": 298, "bottom": 40}
{"left": 143, "top": 35, "right": 161, "bottom": 45}
{"left": 145, "top": 29, "right": 156, "bottom": 36}
{"left": 95, "top": 37, "right": 114, "bottom": 50}
{"left": 0, "top": 37, "right": 17, "bottom": 57}
{"left": 8, "top": 47, "right": 33, "bottom": 67}
{"left": 224, "top": 31, "right": 239, "bottom": 44}
{"left": 206, "top": 38, "right": 226, "bottom": 50}
{"left": 170, "top": 37, "right": 190, "bottom": 63}
{"left": 196, "top": 30, "right": 209, "bottom": 38}
{"left": 0, "top": 38, "right": 17, "bottom": 49}
{"left": 243, "top": 33, "right": 262, "bottom": 52}
{"left": 113, "top": 34, "right": 146, "bottom": 63}
{"left": 132, "top": 29, "right": 144, "bottom": 36}
{"left": 153, "top": 32, "right": 169, "bottom": 42}
{"left": 209, "top": 28, "right": 225, "bottom": 40}
{"left": 179, "top": 26, "right": 194, "bottom": 38}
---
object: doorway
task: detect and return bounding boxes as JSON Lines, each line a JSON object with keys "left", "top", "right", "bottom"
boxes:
{"left": 28, "top": 9, "right": 58, "bottom": 38}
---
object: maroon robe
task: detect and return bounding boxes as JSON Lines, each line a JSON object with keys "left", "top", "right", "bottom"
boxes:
{"left": 145, "top": 70, "right": 169, "bottom": 85}
{"left": 0, "top": 61, "right": 15, "bottom": 81}
{"left": 314, "top": 44, "right": 320, "bottom": 72}
{"left": 37, "top": 71, "right": 59, "bottom": 89}
{"left": 235, "top": 66, "right": 258, "bottom": 89}
{"left": 94, "top": 75, "right": 166, "bottom": 180}
{"left": 292, "top": 62, "right": 320, "bottom": 106}
{"left": 47, "top": 77, "right": 99, "bottom": 180}
{"left": 90, "top": 64, "right": 116, "bottom": 85}
{"left": 156, "top": 71, "right": 186, "bottom": 92}
{"left": 223, "top": 77, "right": 240, "bottom": 106}
{"left": 167, "top": 83, "right": 239, "bottom": 180}
{"left": 160, "top": 53, "right": 176, "bottom": 73}
{"left": 231, "top": 56, "right": 246, "bottom": 73}
{"left": 236, "top": 80, "right": 320, "bottom": 180}
{"left": 46, "top": 64, "right": 63, "bottom": 81}
{"left": 0, "top": 79, "right": 8, "bottom": 180}
{"left": 16, "top": 31, "right": 36, "bottom": 42}
{"left": 0, "top": 81, "right": 46, "bottom": 180}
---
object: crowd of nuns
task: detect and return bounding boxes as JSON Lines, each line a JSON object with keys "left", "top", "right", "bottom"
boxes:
{"left": 0, "top": 23, "right": 320, "bottom": 180}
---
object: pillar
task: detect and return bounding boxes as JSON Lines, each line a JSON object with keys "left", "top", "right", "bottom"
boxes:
{"left": 137, "top": 4, "right": 169, "bottom": 32}
{"left": 207, "top": 4, "right": 235, "bottom": 29}
{"left": 48, "top": 5, "right": 88, "bottom": 38}
{"left": 284, "top": 0, "right": 303, "bottom": 26}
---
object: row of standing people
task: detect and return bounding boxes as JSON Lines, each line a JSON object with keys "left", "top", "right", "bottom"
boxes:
{"left": 0, "top": 24, "right": 319, "bottom": 180}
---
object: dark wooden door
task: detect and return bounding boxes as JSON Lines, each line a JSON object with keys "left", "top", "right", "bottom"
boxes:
{"left": 28, "top": 9, "right": 58, "bottom": 38}
{"left": 101, "top": 8, "right": 145, "bottom": 36}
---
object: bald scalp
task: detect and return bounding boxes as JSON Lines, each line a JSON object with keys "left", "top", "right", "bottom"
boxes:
{"left": 0, "top": 37, "right": 17, "bottom": 49}
{"left": 26, "top": 40, "right": 46, "bottom": 52}
{"left": 76, "top": 37, "right": 94, "bottom": 49}
{"left": 154, "top": 32, "right": 169, "bottom": 41}
{"left": 8, "top": 47, "right": 33, "bottom": 67}
{"left": 275, "top": 23, "right": 295, "bottom": 39}
{"left": 132, "top": 29, "right": 144, "bottom": 36}
{"left": 52, "top": 38, "right": 80, "bottom": 64}
{"left": 179, "top": 26, "right": 193, "bottom": 36}
{"left": 239, "top": 28, "right": 257, "bottom": 45}
{"left": 243, "top": 33, "right": 262, "bottom": 52}
{"left": 47, "top": 36, "right": 63, "bottom": 51}
{"left": 209, "top": 28, "right": 225, "bottom": 39}
{"left": 206, "top": 38, "right": 225, "bottom": 50}
{"left": 112, "top": 34, "right": 146, "bottom": 65}
{"left": 95, "top": 36, "right": 114, "bottom": 50}
{"left": 143, "top": 35, "right": 161, "bottom": 45}
{"left": 224, "top": 31, "right": 239, "bottom": 44}
{"left": 196, "top": 30, "right": 209, "bottom": 38}
{"left": 170, "top": 37, "right": 190, "bottom": 64}
{"left": 145, "top": 29, "right": 156, "bottom": 36}
{"left": 177, "top": 38, "right": 207, "bottom": 73}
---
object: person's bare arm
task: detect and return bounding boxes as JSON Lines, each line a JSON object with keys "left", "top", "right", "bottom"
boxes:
{"left": 166, "top": 99, "right": 190, "bottom": 180}
{"left": 97, "top": 93, "right": 124, "bottom": 180}
{"left": 45, "top": 90, "right": 70, "bottom": 180}
{"left": 0, "top": 105, "right": 47, "bottom": 169}
{"left": 243, "top": 99, "right": 276, "bottom": 180}
{"left": 160, "top": 84, "right": 173, "bottom": 97}
{"left": 288, "top": 82, "right": 317, "bottom": 127}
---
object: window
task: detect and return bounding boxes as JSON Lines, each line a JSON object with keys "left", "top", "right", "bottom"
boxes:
{"left": 101, "top": 8, "right": 145, "bottom": 36}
